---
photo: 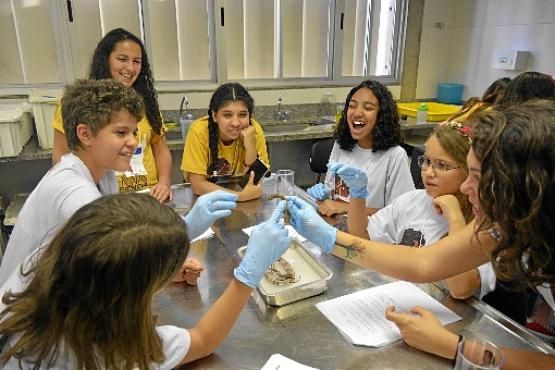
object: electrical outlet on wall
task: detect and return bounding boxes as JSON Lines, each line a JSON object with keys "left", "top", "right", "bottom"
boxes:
{"left": 492, "top": 50, "right": 530, "bottom": 70}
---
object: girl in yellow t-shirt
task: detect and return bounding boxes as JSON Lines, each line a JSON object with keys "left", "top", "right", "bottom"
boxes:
{"left": 181, "top": 83, "right": 270, "bottom": 202}
{"left": 52, "top": 28, "right": 173, "bottom": 203}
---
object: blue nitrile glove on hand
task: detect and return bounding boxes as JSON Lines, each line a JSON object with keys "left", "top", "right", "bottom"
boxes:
{"left": 307, "top": 183, "right": 331, "bottom": 200}
{"left": 286, "top": 196, "right": 336, "bottom": 254}
{"left": 234, "top": 201, "right": 292, "bottom": 288}
{"left": 327, "top": 162, "right": 369, "bottom": 199}
{"left": 184, "top": 190, "right": 238, "bottom": 240}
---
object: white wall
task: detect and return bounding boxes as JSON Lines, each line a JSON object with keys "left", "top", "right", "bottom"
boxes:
{"left": 416, "top": 0, "right": 555, "bottom": 100}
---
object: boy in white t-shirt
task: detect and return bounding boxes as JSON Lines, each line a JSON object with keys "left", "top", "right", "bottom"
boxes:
{"left": 0, "top": 79, "right": 236, "bottom": 286}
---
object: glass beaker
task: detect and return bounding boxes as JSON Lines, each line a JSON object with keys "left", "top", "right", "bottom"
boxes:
{"left": 454, "top": 338, "right": 504, "bottom": 370}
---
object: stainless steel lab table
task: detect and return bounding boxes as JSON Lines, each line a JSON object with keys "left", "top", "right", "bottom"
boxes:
{"left": 153, "top": 182, "right": 554, "bottom": 370}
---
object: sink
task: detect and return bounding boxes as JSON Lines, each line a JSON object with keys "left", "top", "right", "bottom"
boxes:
{"left": 262, "top": 123, "right": 310, "bottom": 133}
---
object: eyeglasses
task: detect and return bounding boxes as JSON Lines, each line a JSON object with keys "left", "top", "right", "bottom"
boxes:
{"left": 417, "top": 155, "right": 460, "bottom": 173}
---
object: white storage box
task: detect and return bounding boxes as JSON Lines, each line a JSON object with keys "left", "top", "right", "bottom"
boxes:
{"left": 29, "top": 90, "right": 60, "bottom": 149}
{"left": 0, "top": 108, "right": 33, "bottom": 158}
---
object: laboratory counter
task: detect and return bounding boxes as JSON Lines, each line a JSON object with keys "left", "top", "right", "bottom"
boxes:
{"left": 153, "top": 182, "right": 554, "bottom": 370}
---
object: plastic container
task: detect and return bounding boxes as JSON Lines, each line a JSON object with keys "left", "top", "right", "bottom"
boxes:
{"left": 0, "top": 108, "right": 33, "bottom": 158}
{"left": 416, "top": 103, "right": 428, "bottom": 125}
{"left": 29, "top": 90, "right": 60, "bottom": 149}
{"left": 397, "top": 102, "right": 462, "bottom": 122}
{"left": 437, "top": 83, "right": 464, "bottom": 104}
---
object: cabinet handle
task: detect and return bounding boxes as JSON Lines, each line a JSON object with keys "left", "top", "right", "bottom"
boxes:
{"left": 66, "top": 0, "right": 74, "bottom": 22}
{"left": 220, "top": 7, "right": 225, "bottom": 27}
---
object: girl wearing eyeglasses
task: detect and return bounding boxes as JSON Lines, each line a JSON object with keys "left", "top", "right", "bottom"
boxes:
{"left": 338, "top": 121, "right": 495, "bottom": 300}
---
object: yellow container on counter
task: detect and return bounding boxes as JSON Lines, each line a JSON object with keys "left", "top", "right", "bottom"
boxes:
{"left": 397, "top": 102, "right": 461, "bottom": 122}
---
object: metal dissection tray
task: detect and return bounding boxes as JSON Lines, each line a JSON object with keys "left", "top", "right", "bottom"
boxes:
{"left": 237, "top": 239, "right": 333, "bottom": 306}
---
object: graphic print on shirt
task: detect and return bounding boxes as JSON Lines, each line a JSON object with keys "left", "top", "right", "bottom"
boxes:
{"left": 333, "top": 174, "right": 350, "bottom": 203}
{"left": 213, "top": 157, "right": 233, "bottom": 176}
{"left": 399, "top": 228, "right": 425, "bottom": 248}
{"left": 117, "top": 134, "right": 148, "bottom": 192}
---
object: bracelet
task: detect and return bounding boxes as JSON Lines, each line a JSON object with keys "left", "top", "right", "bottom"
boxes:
{"left": 452, "top": 335, "right": 464, "bottom": 366}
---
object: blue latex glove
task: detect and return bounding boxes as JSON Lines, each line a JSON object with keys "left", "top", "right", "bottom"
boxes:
{"left": 286, "top": 196, "right": 336, "bottom": 254}
{"left": 307, "top": 183, "right": 331, "bottom": 200}
{"left": 234, "top": 201, "right": 292, "bottom": 288}
{"left": 327, "top": 162, "right": 369, "bottom": 199}
{"left": 184, "top": 191, "right": 238, "bottom": 240}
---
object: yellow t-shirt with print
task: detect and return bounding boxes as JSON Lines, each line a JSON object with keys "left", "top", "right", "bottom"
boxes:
{"left": 180, "top": 116, "right": 269, "bottom": 179}
{"left": 52, "top": 104, "right": 164, "bottom": 192}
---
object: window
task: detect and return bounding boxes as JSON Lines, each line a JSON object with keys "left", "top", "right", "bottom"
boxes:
{"left": 0, "top": 0, "right": 407, "bottom": 91}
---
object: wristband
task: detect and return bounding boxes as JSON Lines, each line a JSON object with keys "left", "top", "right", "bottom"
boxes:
{"left": 452, "top": 334, "right": 464, "bottom": 366}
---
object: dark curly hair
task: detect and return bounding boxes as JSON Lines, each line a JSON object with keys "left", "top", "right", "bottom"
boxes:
{"left": 206, "top": 83, "right": 254, "bottom": 175}
{"left": 89, "top": 28, "right": 163, "bottom": 135}
{"left": 334, "top": 80, "right": 400, "bottom": 152}
{"left": 494, "top": 72, "right": 555, "bottom": 111}
{"left": 471, "top": 99, "right": 555, "bottom": 286}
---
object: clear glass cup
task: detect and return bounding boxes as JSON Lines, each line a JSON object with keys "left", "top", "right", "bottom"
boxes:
{"left": 275, "top": 169, "right": 295, "bottom": 196}
{"left": 454, "top": 338, "right": 504, "bottom": 370}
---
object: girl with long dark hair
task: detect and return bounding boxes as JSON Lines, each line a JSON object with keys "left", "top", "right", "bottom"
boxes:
{"left": 51, "top": 28, "right": 173, "bottom": 203}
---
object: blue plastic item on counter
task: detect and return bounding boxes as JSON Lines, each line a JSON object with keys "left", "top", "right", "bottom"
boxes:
{"left": 437, "top": 83, "right": 464, "bottom": 104}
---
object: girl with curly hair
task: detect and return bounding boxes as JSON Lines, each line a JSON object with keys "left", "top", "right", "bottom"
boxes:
{"left": 51, "top": 28, "right": 173, "bottom": 203}
{"left": 181, "top": 83, "right": 270, "bottom": 202}
{"left": 287, "top": 99, "right": 555, "bottom": 368}
{"left": 307, "top": 80, "right": 414, "bottom": 217}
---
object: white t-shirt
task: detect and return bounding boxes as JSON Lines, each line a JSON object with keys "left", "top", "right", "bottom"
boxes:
{"left": 0, "top": 153, "right": 117, "bottom": 286}
{"left": 368, "top": 189, "right": 496, "bottom": 298}
{"left": 324, "top": 143, "right": 414, "bottom": 209}
{"left": 0, "top": 249, "right": 191, "bottom": 370}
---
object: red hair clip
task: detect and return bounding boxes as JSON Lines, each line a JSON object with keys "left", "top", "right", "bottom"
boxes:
{"left": 459, "top": 125, "right": 472, "bottom": 137}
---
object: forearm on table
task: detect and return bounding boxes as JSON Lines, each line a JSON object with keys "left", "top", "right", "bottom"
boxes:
{"left": 501, "top": 348, "right": 554, "bottom": 370}
{"left": 189, "top": 174, "right": 238, "bottom": 197}
{"left": 332, "top": 224, "right": 492, "bottom": 283}
{"left": 420, "top": 334, "right": 555, "bottom": 367}
{"left": 347, "top": 198, "right": 369, "bottom": 239}
{"left": 181, "top": 278, "right": 251, "bottom": 363}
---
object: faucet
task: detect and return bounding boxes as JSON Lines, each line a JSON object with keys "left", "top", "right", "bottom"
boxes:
{"left": 275, "top": 94, "right": 289, "bottom": 121}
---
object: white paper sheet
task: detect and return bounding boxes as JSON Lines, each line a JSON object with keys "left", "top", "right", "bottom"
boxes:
{"left": 261, "top": 354, "right": 319, "bottom": 370}
{"left": 315, "top": 281, "right": 462, "bottom": 347}
{"left": 242, "top": 224, "right": 307, "bottom": 242}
